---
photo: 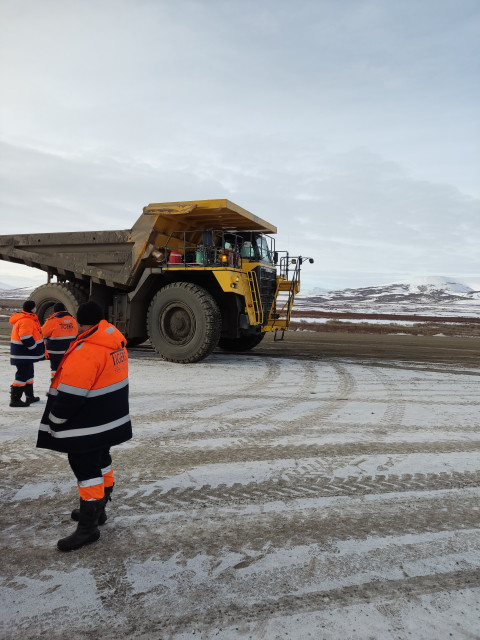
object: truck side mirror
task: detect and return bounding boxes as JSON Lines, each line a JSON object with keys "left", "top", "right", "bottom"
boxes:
{"left": 273, "top": 251, "right": 278, "bottom": 264}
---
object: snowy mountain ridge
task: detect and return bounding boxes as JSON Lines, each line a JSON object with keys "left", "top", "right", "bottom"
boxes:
{"left": 296, "top": 277, "right": 480, "bottom": 318}
{"left": 1, "top": 277, "right": 479, "bottom": 317}
{"left": 299, "top": 277, "right": 480, "bottom": 302}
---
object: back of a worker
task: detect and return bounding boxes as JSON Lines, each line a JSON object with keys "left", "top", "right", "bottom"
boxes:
{"left": 9, "top": 300, "right": 45, "bottom": 407}
{"left": 41, "top": 302, "right": 78, "bottom": 379}
{"left": 37, "top": 300, "right": 132, "bottom": 552}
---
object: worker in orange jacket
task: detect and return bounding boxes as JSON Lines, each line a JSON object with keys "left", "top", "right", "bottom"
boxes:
{"left": 9, "top": 300, "right": 45, "bottom": 407}
{"left": 42, "top": 302, "right": 78, "bottom": 379}
{"left": 37, "top": 301, "right": 132, "bottom": 552}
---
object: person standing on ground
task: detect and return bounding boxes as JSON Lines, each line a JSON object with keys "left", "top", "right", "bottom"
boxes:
{"left": 9, "top": 300, "right": 45, "bottom": 407}
{"left": 41, "top": 302, "right": 78, "bottom": 379}
{"left": 37, "top": 300, "right": 132, "bottom": 552}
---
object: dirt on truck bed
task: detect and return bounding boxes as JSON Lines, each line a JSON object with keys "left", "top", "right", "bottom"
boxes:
{"left": 0, "top": 324, "right": 479, "bottom": 639}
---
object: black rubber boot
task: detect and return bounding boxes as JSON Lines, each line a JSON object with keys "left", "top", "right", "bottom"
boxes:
{"left": 9, "top": 385, "right": 28, "bottom": 407}
{"left": 57, "top": 499, "right": 103, "bottom": 552}
{"left": 71, "top": 485, "right": 113, "bottom": 525}
{"left": 23, "top": 384, "right": 40, "bottom": 404}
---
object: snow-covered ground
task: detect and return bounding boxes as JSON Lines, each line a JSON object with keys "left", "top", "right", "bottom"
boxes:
{"left": 1, "top": 339, "right": 479, "bottom": 639}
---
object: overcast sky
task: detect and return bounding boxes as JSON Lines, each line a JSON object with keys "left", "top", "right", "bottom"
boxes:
{"left": 0, "top": 0, "right": 479, "bottom": 290}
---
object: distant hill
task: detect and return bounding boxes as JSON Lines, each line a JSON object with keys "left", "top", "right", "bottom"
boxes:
{"left": 0, "top": 285, "right": 34, "bottom": 299}
{"left": 296, "top": 277, "right": 480, "bottom": 318}
{"left": 299, "top": 277, "right": 480, "bottom": 303}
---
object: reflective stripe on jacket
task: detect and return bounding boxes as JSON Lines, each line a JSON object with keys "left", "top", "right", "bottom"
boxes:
{"left": 42, "top": 311, "right": 78, "bottom": 355}
{"left": 37, "top": 319, "right": 132, "bottom": 454}
{"left": 10, "top": 311, "right": 45, "bottom": 364}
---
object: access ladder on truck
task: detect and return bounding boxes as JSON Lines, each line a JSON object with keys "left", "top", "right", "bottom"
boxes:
{"left": 268, "top": 256, "right": 302, "bottom": 340}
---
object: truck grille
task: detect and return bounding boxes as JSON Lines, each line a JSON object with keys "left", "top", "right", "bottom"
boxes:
{"left": 256, "top": 266, "right": 277, "bottom": 321}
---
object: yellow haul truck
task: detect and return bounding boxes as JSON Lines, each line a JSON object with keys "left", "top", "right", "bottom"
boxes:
{"left": 0, "top": 199, "right": 313, "bottom": 363}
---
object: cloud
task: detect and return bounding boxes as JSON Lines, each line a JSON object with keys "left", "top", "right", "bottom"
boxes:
{"left": 0, "top": 0, "right": 479, "bottom": 289}
{"left": 1, "top": 139, "right": 478, "bottom": 291}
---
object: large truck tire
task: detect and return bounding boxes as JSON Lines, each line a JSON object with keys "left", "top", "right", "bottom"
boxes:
{"left": 31, "top": 283, "right": 88, "bottom": 324}
{"left": 218, "top": 333, "right": 265, "bottom": 352}
{"left": 147, "top": 282, "right": 222, "bottom": 363}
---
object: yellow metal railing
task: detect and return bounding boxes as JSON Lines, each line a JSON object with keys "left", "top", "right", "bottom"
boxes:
{"left": 268, "top": 257, "right": 302, "bottom": 331}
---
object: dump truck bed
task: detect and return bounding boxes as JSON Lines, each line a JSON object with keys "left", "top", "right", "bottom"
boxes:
{"left": 0, "top": 199, "right": 276, "bottom": 290}
{"left": 144, "top": 199, "right": 276, "bottom": 234}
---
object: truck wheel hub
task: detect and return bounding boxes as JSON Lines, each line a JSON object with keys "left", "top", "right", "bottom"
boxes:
{"left": 160, "top": 303, "right": 195, "bottom": 345}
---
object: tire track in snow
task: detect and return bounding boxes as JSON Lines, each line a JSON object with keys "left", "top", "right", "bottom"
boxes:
{"left": 145, "top": 569, "right": 480, "bottom": 637}
{"left": 119, "top": 437, "right": 480, "bottom": 477}
{"left": 119, "top": 469, "right": 480, "bottom": 510}
{"left": 131, "top": 359, "right": 322, "bottom": 441}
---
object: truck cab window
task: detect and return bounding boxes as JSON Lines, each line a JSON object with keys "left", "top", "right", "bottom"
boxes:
{"left": 255, "top": 235, "right": 274, "bottom": 264}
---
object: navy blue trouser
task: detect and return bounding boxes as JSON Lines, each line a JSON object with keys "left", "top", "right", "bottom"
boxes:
{"left": 48, "top": 353, "right": 64, "bottom": 377}
{"left": 67, "top": 448, "right": 113, "bottom": 500}
{"left": 12, "top": 362, "right": 35, "bottom": 386}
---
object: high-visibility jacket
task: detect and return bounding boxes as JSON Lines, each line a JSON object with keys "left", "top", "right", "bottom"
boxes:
{"left": 37, "top": 319, "right": 132, "bottom": 454}
{"left": 42, "top": 311, "right": 78, "bottom": 356}
{"left": 10, "top": 311, "right": 45, "bottom": 365}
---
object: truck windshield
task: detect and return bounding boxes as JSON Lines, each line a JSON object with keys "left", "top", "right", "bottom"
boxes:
{"left": 238, "top": 232, "right": 274, "bottom": 264}
{"left": 255, "top": 235, "right": 274, "bottom": 264}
